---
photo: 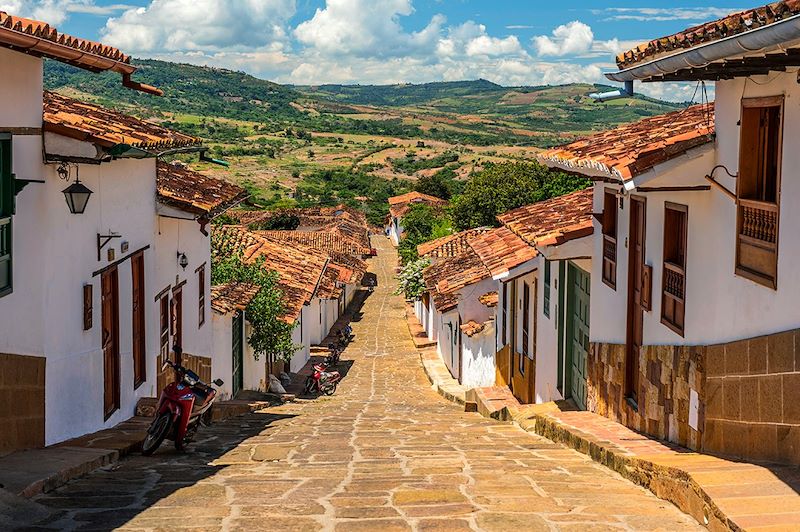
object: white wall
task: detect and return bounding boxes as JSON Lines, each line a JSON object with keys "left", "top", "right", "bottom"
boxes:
{"left": 305, "top": 298, "right": 324, "bottom": 345}
{"left": 461, "top": 321, "right": 496, "bottom": 388}
{"left": 211, "top": 311, "right": 234, "bottom": 400}
{"left": 243, "top": 321, "right": 267, "bottom": 392}
{"left": 438, "top": 309, "right": 460, "bottom": 379}
{"left": 289, "top": 313, "right": 309, "bottom": 373}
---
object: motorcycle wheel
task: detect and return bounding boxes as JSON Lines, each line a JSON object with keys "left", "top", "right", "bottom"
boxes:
{"left": 322, "top": 382, "right": 338, "bottom": 396}
{"left": 141, "top": 412, "right": 171, "bottom": 456}
{"left": 303, "top": 376, "right": 314, "bottom": 395}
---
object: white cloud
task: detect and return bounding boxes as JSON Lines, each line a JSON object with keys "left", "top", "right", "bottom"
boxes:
{"left": 101, "top": 0, "right": 296, "bottom": 53}
{"left": 533, "top": 21, "right": 596, "bottom": 56}
{"left": 294, "top": 0, "right": 442, "bottom": 58}
{"left": 465, "top": 34, "right": 522, "bottom": 56}
{"left": 0, "top": 0, "right": 132, "bottom": 25}
{"left": 599, "top": 7, "right": 745, "bottom": 22}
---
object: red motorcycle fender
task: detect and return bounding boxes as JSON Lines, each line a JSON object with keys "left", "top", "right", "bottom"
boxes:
{"left": 174, "top": 394, "right": 196, "bottom": 443}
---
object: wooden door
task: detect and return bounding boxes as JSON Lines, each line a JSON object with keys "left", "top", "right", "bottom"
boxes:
{"left": 626, "top": 197, "right": 646, "bottom": 404}
{"left": 566, "top": 263, "right": 590, "bottom": 410}
{"left": 101, "top": 268, "right": 120, "bottom": 419}
{"left": 131, "top": 253, "right": 146, "bottom": 389}
{"left": 171, "top": 288, "right": 183, "bottom": 351}
{"left": 232, "top": 310, "right": 244, "bottom": 397}
{"left": 457, "top": 315, "right": 463, "bottom": 384}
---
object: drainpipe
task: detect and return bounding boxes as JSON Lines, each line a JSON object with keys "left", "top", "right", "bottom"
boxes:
{"left": 590, "top": 80, "right": 634, "bottom": 102}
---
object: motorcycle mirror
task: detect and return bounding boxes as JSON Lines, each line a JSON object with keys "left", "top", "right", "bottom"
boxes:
{"left": 213, "top": 379, "right": 224, "bottom": 387}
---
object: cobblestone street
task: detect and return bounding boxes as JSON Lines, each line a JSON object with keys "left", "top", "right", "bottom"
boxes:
{"left": 22, "top": 237, "right": 701, "bottom": 531}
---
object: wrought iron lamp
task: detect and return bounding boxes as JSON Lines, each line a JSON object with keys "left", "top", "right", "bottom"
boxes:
{"left": 177, "top": 252, "right": 188, "bottom": 270}
{"left": 60, "top": 163, "right": 93, "bottom": 214}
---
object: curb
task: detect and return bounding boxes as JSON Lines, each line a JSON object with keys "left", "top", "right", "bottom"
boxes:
{"left": 418, "top": 351, "right": 466, "bottom": 405}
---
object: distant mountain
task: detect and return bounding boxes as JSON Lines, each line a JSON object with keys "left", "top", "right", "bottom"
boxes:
{"left": 44, "top": 59, "right": 683, "bottom": 147}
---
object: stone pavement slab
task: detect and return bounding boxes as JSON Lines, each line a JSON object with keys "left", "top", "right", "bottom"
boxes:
{"left": 11, "top": 236, "right": 702, "bottom": 531}
{"left": 419, "top": 348, "right": 467, "bottom": 404}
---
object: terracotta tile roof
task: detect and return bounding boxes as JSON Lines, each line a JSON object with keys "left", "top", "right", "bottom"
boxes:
{"left": 387, "top": 191, "right": 448, "bottom": 219}
{"left": 43, "top": 91, "right": 201, "bottom": 150}
{"left": 460, "top": 320, "right": 488, "bottom": 337}
{"left": 538, "top": 105, "right": 714, "bottom": 181}
{"left": 467, "top": 227, "right": 538, "bottom": 279}
{"left": 255, "top": 229, "right": 370, "bottom": 256}
{"left": 210, "top": 282, "right": 260, "bottom": 315}
{"left": 211, "top": 226, "right": 328, "bottom": 323}
{"left": 157, "top": 161, "right": 247, "bottom": 217}
{"left": 479, "top": 291, "right": 498, "bottom": 308}
{"left": 498, "top": 188, "right": 595, "bottom": 249}
{"left": 616, "top": 2, "right": 800, "bottom": 69}
{"left": 417, "top": 228, "right": 491, "bottom": 259}
{"left": 423, "top": 248, "right": 491, "bottom": 312}
{"left": 316, "top": 267, "right": 344, "bottom": 300}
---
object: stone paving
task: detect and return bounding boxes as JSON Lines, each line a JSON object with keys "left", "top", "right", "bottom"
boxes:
{"left": 17, "top": 236, "right": 701, "bottom": 531}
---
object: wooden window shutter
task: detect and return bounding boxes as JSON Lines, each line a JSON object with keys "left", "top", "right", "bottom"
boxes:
{"left": 602, "top": 190, "right": 618, "bottom": 289}
{"left": 197, "top": 263, "right": 206, "bottom": 327}
{"left": 641, "top": 264, "right": 653, "bottom": 312}
{"left": 83, "top": 284, "right": 93, "bottom": 330}
{"left": 0, "top": 138, "right": 12, "bottom": 297}
{"left": 543, "top": 259, "right": 551, "bottom": 318}
{"left": 736, "top": 97, "right": 782, "bottom": 289}
{"left": 661, "top": 203, "right": 688, "bottom": 336}
{"left": 522, "top": 281, "right": 530, "bottom": 356}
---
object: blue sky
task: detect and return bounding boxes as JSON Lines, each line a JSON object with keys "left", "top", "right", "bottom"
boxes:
{"left": 1, "top": 1, "right": 748, "bottom": 100}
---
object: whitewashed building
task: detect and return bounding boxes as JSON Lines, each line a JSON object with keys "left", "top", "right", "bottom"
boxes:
{"left": 537, "top": 0, "right": 800, "bottom": 465}
{"left": 386, "top": 191, "right": 447, "bottom": 246}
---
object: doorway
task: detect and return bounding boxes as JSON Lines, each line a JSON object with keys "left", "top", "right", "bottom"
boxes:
{"left": 231, "top": 310, "right": 244, "bottom": 397}
{"left": 626, "top": 197, "right": 646, "bottom": 405}
{"left": 131, "top": 253, "right": 146, "bottom": 389}
{"left": 101, "top": 267, "right": 120, "bottom": 419}
{"left": 565, "top": 263, "right": 590, "bottom": 410}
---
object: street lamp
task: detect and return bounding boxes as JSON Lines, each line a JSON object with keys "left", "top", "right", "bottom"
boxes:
{"left": 62, "top": 179, "right": 93, "bottom": 214}
{"left": 177, "top": 252, "right": 188, "bottom": 270}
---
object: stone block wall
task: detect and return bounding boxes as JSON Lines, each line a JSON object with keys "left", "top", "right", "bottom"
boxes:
{"left": 0, "top": 353, "right": 45, "bottom": 455}
{"left": 587, "top": 342, "right": 705, "bottom": 451}
{"left": 704, "top": 329, "right": 800, "bottom": 465}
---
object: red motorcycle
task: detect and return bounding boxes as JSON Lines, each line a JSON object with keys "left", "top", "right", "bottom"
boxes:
{"left": 142, "top": 355, "right": 224, "bottom": 455}
{"left": 302, "top": 361, "right": 341, "bottom": 396}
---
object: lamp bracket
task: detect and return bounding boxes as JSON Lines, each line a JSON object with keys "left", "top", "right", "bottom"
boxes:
{"left": 97, "top": 232, "right": 121, "bottom": 262}
{"left": 13, "top": 176, "right": 45, "bottom": 195}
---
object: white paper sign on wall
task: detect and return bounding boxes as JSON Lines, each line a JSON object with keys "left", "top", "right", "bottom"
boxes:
{"left": 689, "top": 388, "right": 699, "bottom": 431}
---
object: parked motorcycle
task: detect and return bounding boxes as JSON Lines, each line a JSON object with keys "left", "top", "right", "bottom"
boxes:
{"left": 326, "top": 342, "right": 342, "bottom": 366}
{"left": 142, "top": 351, "right": 224, "bottom": 455}
{"left": 337, "top": 324, "right": 354, "bottom": 346}
{"left": 302, "top": 361, "right": 341, "bottom": 396}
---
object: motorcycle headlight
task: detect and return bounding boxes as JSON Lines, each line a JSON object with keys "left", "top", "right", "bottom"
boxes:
{"left": 183, "top": 374, "right": 198, "bottom": 386}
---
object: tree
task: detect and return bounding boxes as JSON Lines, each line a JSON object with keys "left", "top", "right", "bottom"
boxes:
{"left": 450, "top": 162, "right": 589, "bottom": 230}
{"left": 394, "top": 257, "right": 431, "bottom": 300}
{"left": 211, "top": 249, "right": 298, "bottom": 363}
{"left": 248, "top": 213, "right": 300, "bottom": 231}
{"left": 397, "top": 203, "right": 452, "bottom": 265}
{"left": 414, "top": 171, "right": 452, "bottom": 200}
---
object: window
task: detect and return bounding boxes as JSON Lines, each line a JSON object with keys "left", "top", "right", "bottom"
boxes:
{"left": 159, "top": 294, "right": 169, "bottom": 359}
{"left": 601, "top": 189, "right": 618, "bottom": 289}
{"left": 197, "top": 263, "right": 206, "bottom": 327}
{"left": 522, "top": 282, "right": 530, "bottom": 357}
{"left": 543, "top": 259, "right": 551, "bottom": 318}
{"left": 736, "top": 97, "right": 782, "bottom": 289}
{"left": 661, "top": 203, "right": 688, "bottom": 336}
{"left": 501, "top": 282, "right": 508, "bottom": 345}
{"left": 0, "top": 137, "right": 13, "bottom": 297}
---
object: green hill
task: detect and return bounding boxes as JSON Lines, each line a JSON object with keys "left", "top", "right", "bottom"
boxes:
{"left": 44, "top": 59, "right": 683, "bottom": 147}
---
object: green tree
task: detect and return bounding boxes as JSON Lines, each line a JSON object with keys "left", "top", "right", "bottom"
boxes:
{"left": 451, "top": 162, "right": 589, "bottom": 230}
{"left": 397, "top": 204, "right": 452, "bottom": 265}
{"left": 414, "top": 171, "right": 452, "bottom": 200}
{"left": 211, "top": 250, "right": 297, "bottom": 363}
{"left": 394, "top": 257, "right": 431, "bottom": 300}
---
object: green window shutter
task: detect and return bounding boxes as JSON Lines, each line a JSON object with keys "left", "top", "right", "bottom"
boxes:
{"left": 0, "top": 137, "right": 13, "bottom": 296}
{"left": 543, "top": 259, "right": 551, "bottom": 318}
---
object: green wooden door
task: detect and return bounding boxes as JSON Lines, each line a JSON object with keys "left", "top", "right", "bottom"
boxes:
{"left": 232, "top": 310, "right": 244, "bottom": 397}
{"left": 566, "top": 263, "right": 590, "bottom": 410}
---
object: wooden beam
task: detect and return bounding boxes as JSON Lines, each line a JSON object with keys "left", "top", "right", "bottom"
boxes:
{"left": 703, "top": 174, "right": 737, "bottom": 202}
{"left": 636, "top": 185, "right": 711, "bottom": 193}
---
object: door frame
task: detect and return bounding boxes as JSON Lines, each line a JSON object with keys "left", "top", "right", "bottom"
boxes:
{"left": 101, "top": 267, "right": 120, "bottom": 420}
{"left": 232, "top": 310, "right": 244, "bottom": 397}
{"left": 564, "top": 261, "right": 589, "bottom": 410}
{"left": 131, "top": 252, "right": 146, "bottom": 389}
{"left": 625, "top": 195, "right": 646, "bottom": 406}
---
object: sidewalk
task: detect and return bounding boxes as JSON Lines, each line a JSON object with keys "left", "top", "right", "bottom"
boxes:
{"left": 0, "top": 398, "right": 273, "bottom": 499}
{"left": 418, "top": 350, "right": 800, "bottom": 530}
{"left": 404, "top": 302, "right": 436, "bottom": 349}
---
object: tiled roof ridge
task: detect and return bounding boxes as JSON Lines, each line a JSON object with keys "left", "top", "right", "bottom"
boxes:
{"left": 210, "top": 281, "right": 260, "bottom": 315}
{"left": 157, "top": 161, "right": 247, "bottom": 217}
{"left": 417, "top": 227, "right": 491, "bottom": 258}
{"left": 616, "top": 1, "right": 800, "bottom": 69}
{"left": 538, "top": 104, "right": 714, "bottom": 181}
{"left": 388, "top": 191, "right": 448, "bottom": 205}
{"left": 0, "top": 11, "right": 131, "bottom": 64}
{"left": 43, "top": 90, "right": 201, "bottom": 150}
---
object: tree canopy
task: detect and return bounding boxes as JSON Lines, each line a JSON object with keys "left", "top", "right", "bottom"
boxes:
{"left": 397, "top": 203, "right": 452, "bottom": 265}
{"left": 450, "top": 162, "right": 589, "bottom": 230}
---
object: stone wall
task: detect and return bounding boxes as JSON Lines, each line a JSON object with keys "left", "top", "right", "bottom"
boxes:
{"left": 704, "top": 329, "right": 800, "bottom": 465}
{"left": 587, "top": 342, "right": 705, "bottom": 451}
{"left": 0, "top": 353, "right": 45, "bottom": 455}
{"left": 590, "top": 329, "right": 800, "bottom": 465}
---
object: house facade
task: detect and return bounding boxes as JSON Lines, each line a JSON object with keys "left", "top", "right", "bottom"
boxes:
{"left": 386, "top": 191, "right": 447, "bottom": 246}
{"left": 0, "top": 10, "right": 243, "bottom": 453}
{"left": 539, "top": 0, "right": 800, "bottom": 464}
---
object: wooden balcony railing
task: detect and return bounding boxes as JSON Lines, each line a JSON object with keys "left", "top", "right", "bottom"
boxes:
{"left": 739, "top": 199, "right": 778, "bottom": 244}
{"left": 663, "top": 262, "right": 685, "bottom": 301}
